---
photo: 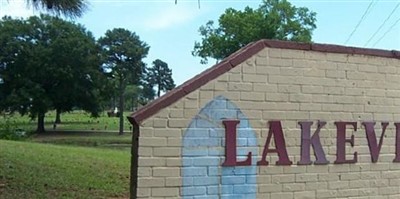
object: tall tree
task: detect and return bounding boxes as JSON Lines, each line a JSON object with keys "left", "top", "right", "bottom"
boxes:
{"left": 98, "top": 28, "right": 149, "bottom": 135}
{"left": 147, "top": 59, "right": 175, "bottom": 97}
{"left": 192, "top": 0, "right": 317, "bottom": 64}
{"left": 49, "top": 17, "right": 104, "bottom": 124}
{"left": 0, "top": 15, "right": 103, "bottom": 133}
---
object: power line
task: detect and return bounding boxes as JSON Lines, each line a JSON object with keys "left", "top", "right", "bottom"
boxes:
{"left": 364, "top": 2, "right": 400, "bottom": 47}
{"left": 345, "top": 0, "right": 376, "bottom": 44}
{"left": 372, "top": 16, "right": 400, "bottom": 47}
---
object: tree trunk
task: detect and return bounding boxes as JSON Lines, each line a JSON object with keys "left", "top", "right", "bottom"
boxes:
{"left": 36, "top": 112, "right": 46, "bottom": 133}
{"left": 112, "top": 95, "right": 116, "bottom": 109}
{"left": 55, "top": 109, "right": 61, "bottom": 124}
{"left": 157, "top": 84, "right": 161, "bottom": 97}
{"left": 131, "top": 97, "right": 135, "bottom": 111}
{"left": 118, "top": 79, "right": 124, "bottom": 135}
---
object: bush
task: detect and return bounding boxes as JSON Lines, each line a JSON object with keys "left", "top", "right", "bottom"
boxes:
{"left": 0, "top": 117, "right": 28, "bottom": 140}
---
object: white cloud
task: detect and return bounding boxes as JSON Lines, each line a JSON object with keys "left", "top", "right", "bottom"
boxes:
{"left": 143, "top": 5, "right": 205, "bottom": 30}
{"left": 0, "top": 0, "right": 35, "bottom": 18}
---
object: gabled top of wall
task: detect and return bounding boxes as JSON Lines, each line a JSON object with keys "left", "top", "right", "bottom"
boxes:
{"left": 128, "top": 39, "right": 400, "bottom": 124}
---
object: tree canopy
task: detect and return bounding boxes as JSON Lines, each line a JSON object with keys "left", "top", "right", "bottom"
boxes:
{"left": 0, "top": 15, "right": 104, "bottom": 133}
{"left": 147, "top": 59, "right": 175, "bottom": 97}
{"left": 98, "top": 28, "right": 149, "bottom": 135}
{"left": 192, "top": 0, "right": 317, "bottom": 64}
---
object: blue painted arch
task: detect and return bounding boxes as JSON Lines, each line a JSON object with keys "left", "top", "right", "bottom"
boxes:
{"left": 182, "top": 95, "right": 258, "bottom": 199}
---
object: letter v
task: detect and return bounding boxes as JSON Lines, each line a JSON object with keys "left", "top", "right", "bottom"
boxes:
{"left": 362, "top": 122, "right": 388, "bottom": 163}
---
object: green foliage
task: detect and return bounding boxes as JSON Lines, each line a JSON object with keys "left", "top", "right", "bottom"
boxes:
{"left": 98, "top": 28, "right": 149, "bottom": 135}
{"left": 98, "top": 28, "right": 149, "bottom": 86}
{"left": 25, "top": 0, "right": 87, "bottom": 18}
{"left": 193, "top": 0, "right": 317, "bottom": 64}
{"left": 0, "top": 116, "right": 28, "bottom": 141}
{"left": 123, "top": 84, "right": 140, "bottom": 111}
{"left": 147, "top": 59, "right": 176, "bottom": 97}
{"left": 0, "top": 140, "right": 130, "bottom": 198}
{"left": 123, "top": 84, "right": 154, "bottom": 110}
{"left": 0, "top": 15, "right": 105, "bottom": 133}
{"left": 140, "top": 81, "right": 157, "bottom": 103}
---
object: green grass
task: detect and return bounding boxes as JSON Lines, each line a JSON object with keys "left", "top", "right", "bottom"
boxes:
{"left": 0, "top": 111, "right": 135, "bottom": 198}
{"left": 0, "top": 140, "right": 131, "bottom": 199}
{"left": 0, "top": 110, "right": 134, "bottom": 133}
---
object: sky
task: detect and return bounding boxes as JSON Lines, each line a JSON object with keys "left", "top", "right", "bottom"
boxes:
{"left": 0, "top": 0, "right": 399, "bottom": 86}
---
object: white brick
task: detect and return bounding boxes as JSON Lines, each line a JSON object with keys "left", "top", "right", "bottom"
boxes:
{"left": 243, "top": 74, "right": 268, "bottom": 83}
{"left": 278, "top": 85, "right": 301, "bottom": 93}
{"left": 253, "top": 83, "right": 278, "bottom": 92}
{"left": 271, "top": 192, "right": 293, "bottom": 199}
{"left": 240, "top": 92, "right": 265, "bottom": 101}
{"left": 283, "top": 183, "right": 305, "bottom": 192}
{"left": 281, "top": 67, "right": 303, "bottom": 76}
{"left": 228, "top": 82, "right": 252, "bottom": 91}
{"left": 138, "top": 178, "right": 165, "bottom": 187}
{"left": 151, "top": 188, "right": 179, "bottom": 197}
{"left": 271, "top": 175, "right": 295, "bottom": 183}
{"left": 153, "top": 147, "right": 181, "bottom": 157}
{"left": 296, "top": 174, "right": 318, "bottom": 182}
{"left": 293, "top": 191, "right": 315, "bottom": 199}
{"left": 153, "top": 167, "right": 180, "bottom": 177}
{"left": 266, "top": 93, "right": 289, "bottom": 102}
{"left": 269, "top": 58, "right": 293, "bottom": 66}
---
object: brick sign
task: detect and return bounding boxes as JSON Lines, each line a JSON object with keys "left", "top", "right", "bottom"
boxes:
{"left": 128, "top": 40, "right": 400, "bottom": 199}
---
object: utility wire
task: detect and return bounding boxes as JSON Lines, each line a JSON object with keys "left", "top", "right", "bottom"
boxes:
{"left": 345, "top": 0, "right": 376, "bottom": 45}
{"left": 364, "top": 2, "right": 400, "bottom": 47}
{"left": 372, "top": 16, "right": 400, "bottom": 47}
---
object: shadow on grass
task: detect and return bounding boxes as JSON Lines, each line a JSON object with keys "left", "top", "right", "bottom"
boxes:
{"left": 30, "top": 130, "right": 132, "bottom": 150}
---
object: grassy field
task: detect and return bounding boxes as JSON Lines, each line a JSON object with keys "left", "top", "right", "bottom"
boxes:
{"left": 0, "top": 111, "right": 136, "bottom": 198}
{"left": 0, "top": 110, "right": 134, "bottom": 133}
{"left": 0, "top": 140, "right": 131, "bottom": 199}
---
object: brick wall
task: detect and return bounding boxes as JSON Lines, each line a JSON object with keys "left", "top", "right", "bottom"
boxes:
{"left": 135, "top": 46, "right": 400, "bottom": 198}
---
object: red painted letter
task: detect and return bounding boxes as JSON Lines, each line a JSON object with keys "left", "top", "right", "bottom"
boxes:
{"left": 362, "top": 122, "right": 388, "bottom": 163}
{"left": 222, "top": 120, "right": 252, "bottom": 166}
{"left": 334, "top": 122, "right": 358, "bottom": 164}
{"left": 298, "top": 121, "right": 329, "bottom": 165}
{"left": 394, "top": 123, "right": 400, "bottom": 162}
{"left": 257, "top": 121, "right": 292, "bottom": 166}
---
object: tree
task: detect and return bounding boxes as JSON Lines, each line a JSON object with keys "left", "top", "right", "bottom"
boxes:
{"left": 0, "top": 15, "right": 103, "bottom": 133}
{"left": 47, "top": 17, "right": 105, "bottom": 124}
{"left": 25, "top": 0, "right": 87, "bottom": 18}
{"left": 98, "top": 28, "right": 149, "bottom": 135}
{"left": 192, "top": 0, "right": 317, "bottom": 64}
{"left": 147, "top": 59, "right": 176, "bottom": 97}
{"left": 140, "top": 82, "right": 156, "bottom": 103}
{"left": 139, "top": 69, "right": 156, "bottom": 104}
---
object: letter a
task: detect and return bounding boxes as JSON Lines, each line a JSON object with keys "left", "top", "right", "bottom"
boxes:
{"left": 257, "top": 121, "right": 292, "bottom": 166}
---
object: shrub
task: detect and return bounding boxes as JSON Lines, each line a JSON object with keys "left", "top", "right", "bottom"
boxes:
{"left": 0, "top": 117, "right": 28, "bottom": 140}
